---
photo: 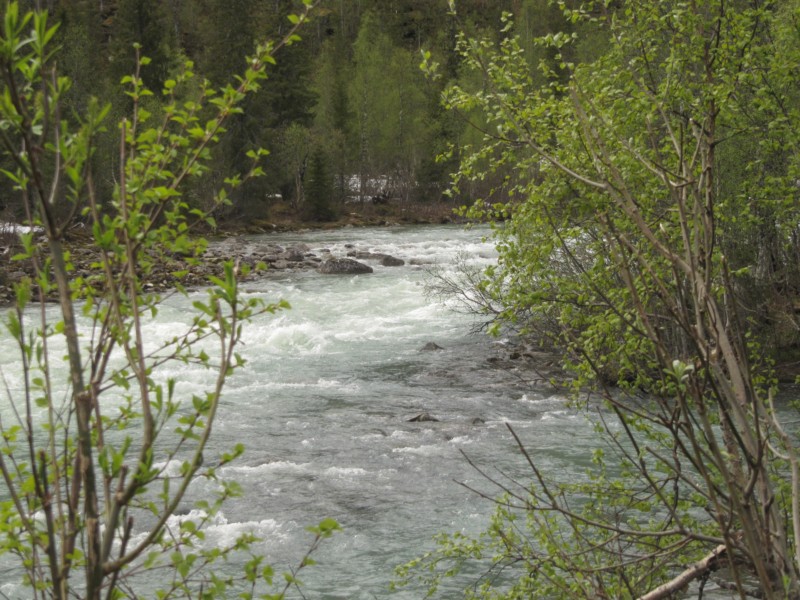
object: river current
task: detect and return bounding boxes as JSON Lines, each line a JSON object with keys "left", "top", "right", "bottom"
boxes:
{"left": 189, "top": 225, "right": 596, "bottom": 598}
{"left": 0, "top": 225, "right": 599, "bottom": 598}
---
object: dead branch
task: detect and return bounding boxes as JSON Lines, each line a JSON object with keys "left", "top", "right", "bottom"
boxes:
{"left": 636, "top": 543, "right": 726, "bottom": 600}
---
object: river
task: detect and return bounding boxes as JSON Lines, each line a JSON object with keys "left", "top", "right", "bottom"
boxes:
{"left": 0, "top": 224, "right": 598, "bottom": 598}
{"left": 187, "top": 224, "right": 595, "bottom": 598}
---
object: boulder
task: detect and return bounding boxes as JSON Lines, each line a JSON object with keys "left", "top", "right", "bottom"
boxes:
{"left": 280, "top": 248, "right": 306, "bottom": 262}
{"left": 380, "top": 255, "right": 404, "bottom": 267}
{"left": 347, "top": 250, "right": 376, "bottom": 259}
{"left": 317, "top": 258, "right": 373, "bottom": 275}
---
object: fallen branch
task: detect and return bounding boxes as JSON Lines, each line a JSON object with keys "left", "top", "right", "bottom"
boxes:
{"left": 637, "top": 544, "right": 727, "bottom": 600}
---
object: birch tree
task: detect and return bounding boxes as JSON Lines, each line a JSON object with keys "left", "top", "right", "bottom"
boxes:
{"left": 399, "top": 1, "right": 800, "bottom": 597}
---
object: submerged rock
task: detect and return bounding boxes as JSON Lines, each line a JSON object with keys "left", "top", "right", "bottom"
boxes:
{"left": 346, "top": 250, "right": 378, "bottom": 259}
{"left": 419, "top": 342, "right": 444, "bottom": 352}
{"left": 408, "top": 412, "right": 440, "bottom": 423}
{"left": 346, "top": 250, "right": 404, "bottom": 266}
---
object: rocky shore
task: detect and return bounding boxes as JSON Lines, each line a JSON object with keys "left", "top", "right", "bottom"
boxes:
{"left": 0, "top": 200, "right": 467, "bottom": 305}
{"left": 0, "top": 226, "right": 433, "bottom": 305}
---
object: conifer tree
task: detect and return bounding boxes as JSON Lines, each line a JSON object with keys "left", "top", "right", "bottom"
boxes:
{"left": 305, "top": 147, "right": 336, "bottom": 221}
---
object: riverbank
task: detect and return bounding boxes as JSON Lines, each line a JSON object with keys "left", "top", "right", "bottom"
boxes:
{"left": 0, "top": 200, "right": 468, "bottom": 305}
{"left": 235, "top": 197, "right": 467, "bottom": 234}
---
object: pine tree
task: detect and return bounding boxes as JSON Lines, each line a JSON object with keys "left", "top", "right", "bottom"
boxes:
{"left": 304, "top": 148, "right": 336, "bottom": 221}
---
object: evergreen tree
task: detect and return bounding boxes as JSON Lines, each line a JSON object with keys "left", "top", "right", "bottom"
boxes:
{"left": 312, "top": 36, "right": 352, "bottom": 202}
{"left": 305, "top": 148, "right": 336, "bottom": 221}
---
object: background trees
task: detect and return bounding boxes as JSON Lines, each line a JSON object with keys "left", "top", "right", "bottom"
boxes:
{"left": 2, "top": 0, "right": 559, "bottom": 224}
{"left": 5, "top": 0, "right": 800, "bottom": 596}
{"left": 348, "top": 10, "right": 432, "bottom": 203}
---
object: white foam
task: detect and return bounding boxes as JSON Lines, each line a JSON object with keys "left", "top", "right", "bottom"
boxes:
{"left": 203, "top": 516, "right": 285, "bottom": 547}
{"left": 248, "top": 379, "right": 356, "bottom": 391}
{"left": 0, "top": 582, "right": 24, "bottom": 599}
{"left": 447, "top": 435, "right": 474, "bottom": 445}
{"left": 245, "top": 317, "right": 328, "bottom": 355}
{"left": 325, "top": 466, "right": 367, "bottom": 478}
{"left": 391, "top": 444, "right": 444, "bottom": 456}
{"left": 519, "top": 393, "right": 548, "bottom": 404}
{"left": 152, "top": 459, "right": 187, "bottom": 478}
{"left": 223, "top": 461, "right": 312, "bottom": 476}
{"left": 125, "top": 510, "right": 288, "bottom": 551}
{"left": 541, "top": 410, "right": 570, "bottom": 421}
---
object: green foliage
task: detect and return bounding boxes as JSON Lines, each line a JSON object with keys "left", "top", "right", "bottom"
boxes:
{"left": 348, "top": 10, "right": 437, "bottom": 202}
{"left": 394, "top": 421, "right": 717, "bottom": 599}
{"left": 109, "top": 0, "right": 177, "bottom": 93}
{"left": 0, "top": 2, "right": 335, "bottom": 598}
{"left": 304, "top": 148, "right": 336, "bottom": 221}
{"left": 2, "top": 0, "right": 559, "bottom": 221}
{"left": 404, "top": 0, "right": 800, "bottom": 598}
{"left": 276, "top": 122, "right": 312, "bottom": 210}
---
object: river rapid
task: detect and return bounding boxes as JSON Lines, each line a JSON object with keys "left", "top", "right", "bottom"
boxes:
{"left": 0, "top": 225, "right": 599, "bottom": 598}
{"left": 187, "top": 225, "right": 596, "bottom": 598}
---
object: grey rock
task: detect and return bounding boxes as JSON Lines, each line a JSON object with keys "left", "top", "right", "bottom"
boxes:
{"left": 317, "top": 258, "right": 373, "bottom": 275}
{"left": 345, "top": 250, "right": 404, "bottom": 266}
{"left": 419, "top": 342, "right": 444, "bottom": 352}
{"left": 408, "top": 412, "right": 440, "bottom": 423}
{"left": 281, "top": 248, "right": 306, "bottom": 262}
{"left": 346, "top": 250, "right": 376, "bottom": 259}
{"left": 380, "top": 255, "right": 404, "bottom": 267}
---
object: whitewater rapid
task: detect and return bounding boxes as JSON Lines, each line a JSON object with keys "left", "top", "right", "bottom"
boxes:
{"left": 0, "top": 225, "right": 593, "bottom": 599}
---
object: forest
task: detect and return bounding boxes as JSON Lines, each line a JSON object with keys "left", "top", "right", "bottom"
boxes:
{"left": 2, "top": 0, "right": 547, "bottom": 225}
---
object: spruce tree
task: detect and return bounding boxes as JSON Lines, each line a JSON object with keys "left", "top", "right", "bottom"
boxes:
{"left": 305, "top": 148, "right": 336, "bottom": 221}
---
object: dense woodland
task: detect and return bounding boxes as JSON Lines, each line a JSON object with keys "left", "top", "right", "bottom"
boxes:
{"left": 2, "top": 0, "right": 567, "bottom": 224}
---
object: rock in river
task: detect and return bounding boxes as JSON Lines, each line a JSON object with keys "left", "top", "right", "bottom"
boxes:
{"left": 317, "top": 257, "right": 374, "bottom": 275}
{"left": 380, "top": 255, "right": 404, "bottom": 267}
{"left": 419, "top": 342, "right": 444, "bottom": 352}
{"left": 408, "top": 412, "right": 440, "bottom": 423}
